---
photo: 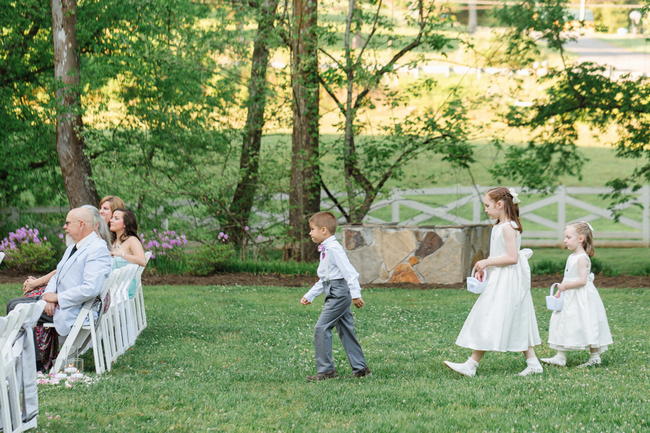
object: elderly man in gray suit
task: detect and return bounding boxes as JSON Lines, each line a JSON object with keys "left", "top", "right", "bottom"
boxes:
{"left": 7, "top": 207, "right": 112, "bottom": 337}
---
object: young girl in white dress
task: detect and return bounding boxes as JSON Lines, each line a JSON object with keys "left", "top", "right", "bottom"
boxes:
{"left": 444, "top": 187, "right": 543, "bottom": 377}
{"left": 541, "top": 222, "right": 613, "bottom": 368}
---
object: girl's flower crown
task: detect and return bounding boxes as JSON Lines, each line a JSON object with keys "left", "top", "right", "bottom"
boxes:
{"left": 507, "top": 188, "right": 521, "bottom": 204}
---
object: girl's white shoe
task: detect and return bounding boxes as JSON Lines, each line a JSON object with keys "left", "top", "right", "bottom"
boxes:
{"left": 540, "top": 355, "right": 567, "bottom": 367}
{"left": 577, "top": 357, "right": 601, "bottom": 368}
{"left": 443, "top": 359, "right": 477, "bottom": 377}
{"left": 517, "top": 365, "right": 544, "bottom": 376}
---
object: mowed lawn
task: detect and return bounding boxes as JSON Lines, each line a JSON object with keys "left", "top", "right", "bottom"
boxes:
{"left": 1, "top": 284, "right": 648, "bottom": 433}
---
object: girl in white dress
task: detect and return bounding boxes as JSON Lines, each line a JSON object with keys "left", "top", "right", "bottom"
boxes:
{"left": 541, "top": 222, "right": 613, "bottom": 368}
{"left": 444, "top": 187, "right": 543, "bottom": 377}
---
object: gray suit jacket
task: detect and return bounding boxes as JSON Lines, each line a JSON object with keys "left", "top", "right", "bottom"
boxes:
{"left": 44, "top": 231, "right": 112, "bottom": 336}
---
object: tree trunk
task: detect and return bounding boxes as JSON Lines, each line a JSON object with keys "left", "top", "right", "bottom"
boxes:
{"left": 51, "top": 0, "right": 98, "bottom": 208}
{"left": 468, "top": 0, "right": 477, "bottom": 34}
{"left": 287, "top": 0, "right": 320, "bottom": 261}
{"left": 226, "top": 0, "right": 280, "bottom": 247}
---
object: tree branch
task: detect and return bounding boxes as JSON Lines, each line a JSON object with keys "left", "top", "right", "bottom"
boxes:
{"left": 318, "top": 75, "right": 345, "bottom": 114}
{"left": 319, "top": 47, "right": 344, "bottom": 70}
{"left": 320, "top": 176, "right": 350, "bottom": 221}
{"left": 354, "top": 0, "right": 383, "bottom": 67}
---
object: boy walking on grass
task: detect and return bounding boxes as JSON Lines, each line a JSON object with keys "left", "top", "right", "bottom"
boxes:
{"left": 300, "top": 211, "right": 370, "bottom": 381}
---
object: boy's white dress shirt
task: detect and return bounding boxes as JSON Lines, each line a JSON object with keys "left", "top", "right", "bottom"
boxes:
{"left": 303, "top": 235, "right": 362, "bottom": 302}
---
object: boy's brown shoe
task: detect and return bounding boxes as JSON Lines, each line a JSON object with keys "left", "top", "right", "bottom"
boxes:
{"left": 307, "top": 370, "right": 338, "bottom": 382}
{"left": 352, "top": 367, "right": 371, "bottom": 378}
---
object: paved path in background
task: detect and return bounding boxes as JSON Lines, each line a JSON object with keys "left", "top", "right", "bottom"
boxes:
{"left": 564, "top": 36, "right": 650, "bottom": 75}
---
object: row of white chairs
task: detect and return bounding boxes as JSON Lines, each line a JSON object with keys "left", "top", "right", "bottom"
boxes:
{"left": 0, "top": 301, "right": 46, "bottom": 433}
{"left": 47, "top": 253, "right": 150, "bottom": 374}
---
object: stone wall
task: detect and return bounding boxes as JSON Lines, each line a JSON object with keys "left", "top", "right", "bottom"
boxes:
{"left": 343, "top": 224, "right": 491, "bottom": 285}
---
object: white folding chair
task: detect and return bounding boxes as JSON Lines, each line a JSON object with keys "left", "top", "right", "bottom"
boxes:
{"left": 103, "top": 264, "right": 140, "bottom": 362}
{"left": 0, "top": 301, "right": 45, "bottom": 433}
{"left": 131, "top": 252, "right": 151, "bottom": 338}
{"left": 0, "top": 252, "right": 5, "bottom": 265}
{"left": 50, "top": 264, "right": 139, "bottom": 374}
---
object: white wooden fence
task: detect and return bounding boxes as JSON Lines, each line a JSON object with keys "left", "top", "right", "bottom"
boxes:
{"left": 2, "top": 185, "right": 649, "bottom": 247}
{"left": 361, "top": 185, "right": 650, "bottom": 247}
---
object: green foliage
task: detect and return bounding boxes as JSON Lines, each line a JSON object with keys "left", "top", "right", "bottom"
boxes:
{"left": 220, "top": 259, "right": 317, "bottom": 275}
{"left": 530, "top": 258, "right": 564, "bottom": 275}
{"left": 2, "top": 242, "right": 57, "bottom": 273}
{"left": 185, "top": 243, "right": 237, "bottom": 276}
{"left": 591, "top": 257, "right": 618, "bottom": 277}
{"left": 318, "top": 0, "right": 476, "bottom": 222}
{"left": 493, "top": 1, "right": 650, "bottom": 211}
{"left": 147, "top": 249, "right": 189, "bottom": 275}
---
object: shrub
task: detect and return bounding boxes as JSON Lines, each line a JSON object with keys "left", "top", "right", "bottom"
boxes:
{"left": 186, "top": 243, "right": 236, "bottom": 276}
{"left": 0, "top": 226, "right": 58, "bottom": 273}
{"left": 531, "top": 259, "right": 565, "bottom": 275}
{"left": 219, "top": 259, "right": 317, "bottom": 275}
{"left": 141, "top": 229, "right": 189, "bottom": 274}
{"left": 141, "top": 229, "right": 188, "bottom": 259}
{"left": 591, "top": 257, "right": 618, "bottom": 277}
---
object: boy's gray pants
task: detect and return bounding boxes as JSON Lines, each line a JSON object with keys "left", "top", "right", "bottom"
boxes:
{"left": 314, "top": 279, "right": 367, "bottom": 374}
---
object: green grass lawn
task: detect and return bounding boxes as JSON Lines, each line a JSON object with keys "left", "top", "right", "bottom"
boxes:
{"left": 2, "top": 284, "right": 647, "bottom": 433}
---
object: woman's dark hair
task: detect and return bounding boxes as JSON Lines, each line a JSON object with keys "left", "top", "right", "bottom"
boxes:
{"left": 112, "top": 208, "right": 140, "bottom": 243}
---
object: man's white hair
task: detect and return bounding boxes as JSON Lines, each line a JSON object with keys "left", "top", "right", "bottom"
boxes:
{"left": 81, "top": 204, "right": 112, "bottom": 248}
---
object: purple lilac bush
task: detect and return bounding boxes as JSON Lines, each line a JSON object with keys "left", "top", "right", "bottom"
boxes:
{"left": 140, "top": 229, "right": 188, "bottom": 259}
{"left": 0, "top": 226, "right": 56, "bottom": 272}
{"left": 0, "top": 226, "right": 47, "bottom": 251}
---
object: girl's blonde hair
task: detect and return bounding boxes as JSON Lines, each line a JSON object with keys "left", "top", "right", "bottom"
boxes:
{"left": 486, "top": 187, "right": 522, "bottom": 232}
{"left": 568, "top": 221, "right": 595, "bottom": 257}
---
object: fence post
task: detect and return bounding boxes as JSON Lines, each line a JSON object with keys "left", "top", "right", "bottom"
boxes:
{"left": 557, "top": 186, "right": 566, "bottom": 243}
{"left": 642, "top": 185, "right": 650, "bottom": 246}
{"left": 473, "top": 196, "right": 481, "bottom": 223}
{"left": 391, "top": 200, "right": 400, "bottom": 223}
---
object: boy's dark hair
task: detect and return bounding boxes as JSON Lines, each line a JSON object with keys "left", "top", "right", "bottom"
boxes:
{"left": 309, "top": 211, "right": 337, "bottom": 234}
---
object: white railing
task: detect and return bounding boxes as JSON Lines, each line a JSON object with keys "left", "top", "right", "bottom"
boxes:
{"left": 362, "top": 185, "right": 650, "bottom": 247}
{"left": 2, "top": 185, "right": 649, "bottom": 247}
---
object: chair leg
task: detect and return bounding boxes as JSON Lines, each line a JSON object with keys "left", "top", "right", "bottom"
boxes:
{"left": 90, "top": 322, "right": 104, "bottom": 375}
{"left": 0, "top": 365, "right": 14, "bottom": 433}
{"left": 7, "top": 362, "right": 22, "bottom": 431}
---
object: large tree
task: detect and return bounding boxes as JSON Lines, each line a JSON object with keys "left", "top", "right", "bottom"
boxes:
{"left": 226, "top": 0, "right": 282, "bottom": 247}
{"left": 51, "top": 0, "right": 99, "bottom": 207}
{"left": 287, "top": 0, "right": 320, "bottom": 261}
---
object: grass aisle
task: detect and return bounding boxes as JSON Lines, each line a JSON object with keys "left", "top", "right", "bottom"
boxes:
{"left": 1, "top": 284, "right": 648, "bottom": 433}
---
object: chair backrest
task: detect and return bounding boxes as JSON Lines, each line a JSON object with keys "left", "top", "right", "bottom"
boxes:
{"left": 134, "top": 252, "right": 152, "bottom": 286}
{"left": 108, "top": 264, "right": 140, "bottom": 302}
{"left": 0, "top": 302, "right": 45, "bottom": 358}
{"left": 96, "top": 264, "right": 140, "bottom": 313}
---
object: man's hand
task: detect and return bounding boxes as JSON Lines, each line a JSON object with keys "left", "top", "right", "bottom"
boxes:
{"left": 43, "top": 302, "right": 57, "bottom": 316}
{"left": 352, "top": 298, "right": 364, "bottom": 308}
{"left": 300, "top": 297, "right": 311, "bottom": 305}
{"left": 42, "top": 292, "right": 58, "bottom": 303}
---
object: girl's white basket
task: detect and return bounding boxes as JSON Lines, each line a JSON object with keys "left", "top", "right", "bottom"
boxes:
{"left": 546, "top": 283, "right": 564, "bottom": 311}
{"left": 466, "top": 269, "right": 488, "bottom": 294}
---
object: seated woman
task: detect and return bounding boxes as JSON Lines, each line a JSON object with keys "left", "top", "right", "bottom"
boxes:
{"left": 109, "top": 208, "right": 146, "bottom": 298}
{"left": 99, "top": 195, "right": 125, "bottom": 225}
